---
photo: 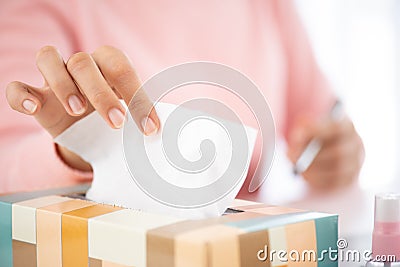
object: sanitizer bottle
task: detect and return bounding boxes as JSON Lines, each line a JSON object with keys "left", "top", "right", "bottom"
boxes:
{"left": 366, "top": 193, "right": 400, "bottom": 266}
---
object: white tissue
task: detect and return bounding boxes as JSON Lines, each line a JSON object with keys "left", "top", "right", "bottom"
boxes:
{"left": 54, "top": 102, "right": 257, "bottom": 219}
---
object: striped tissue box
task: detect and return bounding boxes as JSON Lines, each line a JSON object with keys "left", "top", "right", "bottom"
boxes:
{"left": 0, "top": 184, "right": 338, "bottom": 267}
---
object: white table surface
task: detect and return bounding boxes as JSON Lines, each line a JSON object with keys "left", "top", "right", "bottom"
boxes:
{"left": 249, "top": 144, "right": 397, "bottom": 266}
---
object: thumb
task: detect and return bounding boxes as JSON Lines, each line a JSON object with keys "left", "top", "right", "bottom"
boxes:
{"left": 6, "top": 81, "right": 43, "bottom": 115}
{"left": 6, "top": 81, "right": 93, "bottom": 138}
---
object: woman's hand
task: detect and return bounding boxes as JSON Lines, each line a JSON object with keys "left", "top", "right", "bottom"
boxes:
{"left": 287, "top": 115, "right": 365, "bottom": 189}
{"left": 6, "top": 45, "right": 160, "bottom": 170}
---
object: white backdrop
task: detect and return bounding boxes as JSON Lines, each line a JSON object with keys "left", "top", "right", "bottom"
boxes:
{"left": 295, "top": 0, "right": 399, "bottom": 192}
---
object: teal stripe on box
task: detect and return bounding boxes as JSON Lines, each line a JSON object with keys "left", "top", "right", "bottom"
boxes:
{"left": 315, "top": 215, "right": 338, "bottom": 267}
{"left": 225, "top": 211, "right": 332, "bottom": 232}
{"left": 0, "top": 183, "right": 90, "bottom": 204}
{"left": 0, "top": 183, "right": 90, "bottom": 267}
{"left": 0, "top": 202, "right": 12, "bottom": 267}
{"left": 225, "top": 210, "right": 338, "bottom": 267}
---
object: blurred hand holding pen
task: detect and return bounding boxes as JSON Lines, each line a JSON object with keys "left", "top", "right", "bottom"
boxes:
{"left": 293, "top": 100, "right": 345, "bottom": 175}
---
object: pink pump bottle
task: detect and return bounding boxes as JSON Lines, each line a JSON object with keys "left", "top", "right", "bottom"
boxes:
{"left": 366, "top": 193, "right": 400, "bottom": 266}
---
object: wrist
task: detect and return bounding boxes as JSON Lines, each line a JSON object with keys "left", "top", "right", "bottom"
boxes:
{"left": 55, "top": 144, "right": 93, "bottom": 172}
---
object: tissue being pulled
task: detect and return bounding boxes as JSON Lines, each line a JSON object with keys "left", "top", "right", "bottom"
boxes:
{"left": 54, "top": 102, "right": 257, "bottom": 219}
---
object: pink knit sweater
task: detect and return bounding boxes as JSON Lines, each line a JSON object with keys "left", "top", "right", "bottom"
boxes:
{"left": 0, "top": 0, "right": 334, "bottom": 196}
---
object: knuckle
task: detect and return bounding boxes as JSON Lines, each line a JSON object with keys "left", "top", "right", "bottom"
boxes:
{"left": 94, "top": 47, "right": 133, "bottom": 78}
{"left": 332, "top": 120, "right": 342, "bottom": 128}
{"left": 338, "top": 119, "right": 353, "bottom": 135}
{"left": 333, "top": 159, "right": 344, "bottom": 171}
{"left": 130, "top": 94, "right": 150, "bottom": 113}
{"left": 333, "top": 146, "right": 342, "bottom": 159}
{"left": 50, "top": 80, "right": 67, "bottom": 92}
{"left": 6, "top": 81, "right": 20, "bottom": 92}
{"left": 332, "top": 149, "right": 343, "bottom": 166}
{"left": 333, "top": 155, "right": 345, "bottom": 170}
{"left": 94, "top": 45, "right": 117, "bottom": 55}
{"left": 5, "top": 81, "right": 21, "bottom": 102}
{"left": 49, "top": 78, "right": 76, "bottom": 95}
{"left": 111, "top": 63, "right": 135, "bottom": 82}
{"left": 336, "top": 121, "right": 348, "bottom": 134}
{"left": 36, "top": 46, "right": 58, "bottom": 63}
{"left": 66, "top": 52, "right": 91, "bottom": 74}
{"left": 91, "top": 90, "right": 111, "bottom": 107}
{"left": 324, "top": 147, "right": 343, "bottom": 170}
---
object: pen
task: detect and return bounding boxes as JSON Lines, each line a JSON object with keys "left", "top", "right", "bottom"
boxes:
{"left": 293, "top": 100, "right": 344, "bottom": 175}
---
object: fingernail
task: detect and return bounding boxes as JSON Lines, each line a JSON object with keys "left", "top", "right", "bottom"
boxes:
{"left": 108, "top": 108, "right": 125, "bottom": 128}
{"left": 141, "top": 117, "right": 158, "bottom": 135}
{"left": 68, "top": 95, "right": 85, "bottom": 115}
{"left": 22, "top": 99, "right": 37, "bottom": 114}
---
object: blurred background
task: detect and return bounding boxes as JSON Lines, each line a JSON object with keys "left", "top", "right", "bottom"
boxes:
{"left": 296, "top": 0, "right": 399, "bottom": 192}
{"left": 290, "top": 1, "right": 399, "bottom": 264}
{"left": 1, "top": 1, "right": 397, "bottom": 264}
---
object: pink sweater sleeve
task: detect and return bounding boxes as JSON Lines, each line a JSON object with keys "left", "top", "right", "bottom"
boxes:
{"left": 275, "top": 0, "right": 337, "bottom": 139}
{"left": 0, "top": 1, "right": 92, "bottom": 194}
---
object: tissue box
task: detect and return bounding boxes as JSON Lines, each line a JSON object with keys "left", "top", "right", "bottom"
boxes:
{"left": 0, "top": 184, "right": 338, "bottom": 267}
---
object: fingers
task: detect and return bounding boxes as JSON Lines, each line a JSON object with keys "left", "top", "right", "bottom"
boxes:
{"left": 91, "top": 46, "right": 140, "bottom": 103}
{"left": 36, "top": 46, "right": 87, "bottom": 116}
{"left": 303, "top": 134, "right": 364, "bottom": 189}
{"left": 92, "top": 45, "right": 160, "bottom": 135}
{"left": 313, "top": 133, "right": 363, "bottom": 169}
{"left": 6, "top": 81, "right": 42, "bottom": 115}
{"left": 35, "top": 45, "right": 159, "bottom": 133}
{"left": 303, "top": 163, "right": 359, "bottom": 189}
{"left": 129, "top": 89, "right": 160, "bottom": 135}
{"left": 66, "top": 51, "right": 125, "bottom": 129}
{"left": 288, "top": 116, "right": 353, "bottom": 161}
{"left": 288, "top": 115, "right": 365, "bottom": 190}
{"left": 37, "top": 46, "right": 125, "bottom": 129}
{"left": 304, "top": 149, "right": 362, "bottom": 189}
{"left": 314, "top": 117, "right": 354, "bottom": 144}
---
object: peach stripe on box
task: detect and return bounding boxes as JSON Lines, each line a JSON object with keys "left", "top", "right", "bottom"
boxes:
{"left": 12, "top": 196, "right": 68, "bottom": 244}
{"left": 37, "top": 199, "right": 95, "bottom": 267}
{"left": 175, "top": 225, "right": 243, "bottom": 267}
{"left": 238, "top": 230, "right": 270, "bottom": 267}
{"left": 285, "top": 220, "right": 317, "bottom": 267}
